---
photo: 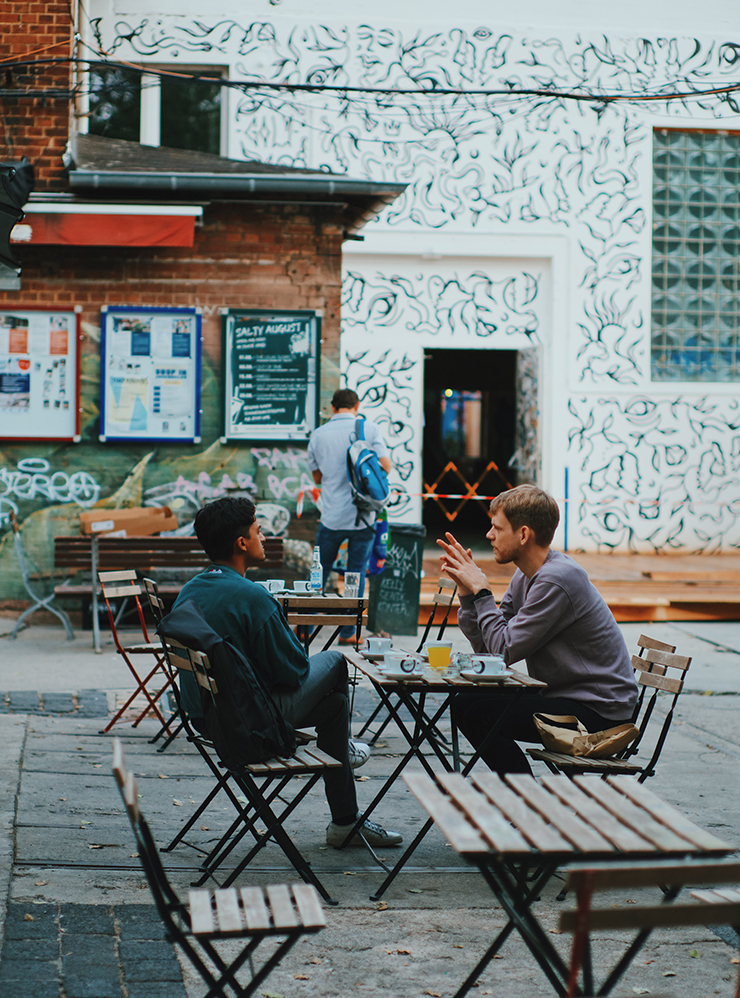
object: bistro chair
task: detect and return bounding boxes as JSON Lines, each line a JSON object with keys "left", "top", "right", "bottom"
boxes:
{"left": 561, "top": 859, "right": 740, "bottom": 998}
{"left": 112, "top": 739, "right": 326, "bottom": 998}
{"left": 98, "top": 570, "right": 174, "bottom": 733}
{"left": 415, "top": 577, "right": 458, "bottom": 653}
{"left": 528, "top": 634, "right": 691, "bottom": 782}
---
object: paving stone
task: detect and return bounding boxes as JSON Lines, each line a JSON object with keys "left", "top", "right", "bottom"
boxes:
{"left": 75, "top": 690, "right": 109, "bottom": 718}
{"left": 120, "top": 956, "right": 184, "bottom": 983}
{"left": 59, "top": 905, "right": 115, "bottom": 936}
{"left": 0, "top": 937, "right": 58, "bottom": 961}
{"left": 126, "top": 981, "right": 187, "bottom": 998}
{"left": 61, "top": 936, "right": 118, "bottom": 969}
{"left": 40, "top": 693, "right": 76, "bottom": 714}
{"left": 7, "top": 690, "right": 41, "bottom": 712}
{"left": 0, "top": 981, "right": 60, "bottom": 998}
{"left": 0, "top": 958, "right": 59, "bottom": 981}
{"left": 3, "top": 904, "right": 58, "bottom": 939}
{"left": 63, "top": 975, "right": 123, "bottom": 998}
{"left": 118, "top": 939, "right": 178, "bottom": 963}
{"left": 116, "top": 906, "right": 168, "bottom": 941}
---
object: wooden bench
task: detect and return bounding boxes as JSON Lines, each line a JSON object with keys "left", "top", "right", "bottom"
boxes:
{"left": 112, "top": 739, "right": 325, "bottom": 998}
{"left": 53, "top": 533, "right": 284, "bottom": 651}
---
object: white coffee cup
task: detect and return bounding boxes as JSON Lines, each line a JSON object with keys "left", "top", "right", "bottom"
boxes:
{"left": 366, "top": 636, "right": 392, "bottom": 654}
{"left": 293, "top": 580, "right": 311, "bottom": 593}
{"left": 470, "top": 654, "right": 507, "bottom": 676}
{"left": 383, "top": 651, "right": 420, "bottom": 675}
{"left": 266, "top": 579, "right": 285, "bottom": 593}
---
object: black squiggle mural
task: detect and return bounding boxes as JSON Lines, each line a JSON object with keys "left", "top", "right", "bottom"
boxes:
{"left": 90, "top": 11, "right": 740, "bottom": 548}
{"left": 568, "top": 395, "right": 740, "bottom": 552}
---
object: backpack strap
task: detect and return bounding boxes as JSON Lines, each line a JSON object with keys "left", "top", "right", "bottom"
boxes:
{"left": 355, "top": 416, "right": 366, "bottom": 441}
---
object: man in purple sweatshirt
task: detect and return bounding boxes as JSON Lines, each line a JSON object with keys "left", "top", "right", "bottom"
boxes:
{"left": 437, "top": 484, "right": 638, "bottom": 775}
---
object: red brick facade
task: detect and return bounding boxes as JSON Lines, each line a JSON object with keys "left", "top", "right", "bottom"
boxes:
{"left": 1, "top": 203, "right": 344, "bottom": 374}
{"left": 0, "top": 1, "right": 72, "bottom": 189}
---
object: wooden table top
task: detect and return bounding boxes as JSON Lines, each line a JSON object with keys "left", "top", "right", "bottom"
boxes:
{"left": 404, "top": 771, "right": 736, "bottom": 861}
{"left": 343, "top": 648, "right": 546, "bottom": 692}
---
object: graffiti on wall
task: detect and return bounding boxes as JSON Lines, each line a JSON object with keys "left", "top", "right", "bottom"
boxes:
{"left": 0, "top": 458, "right": 101, "bottom": 528}
{"left": 83, "top": 14, "right": 740, "bottom": 546}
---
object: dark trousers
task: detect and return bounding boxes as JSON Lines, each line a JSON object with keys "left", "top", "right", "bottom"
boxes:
{"left": 452, "top": 692, "right": 634, "bottom": 776}
{"left": 272, "top": 650, "right": 357, "bottom": 823}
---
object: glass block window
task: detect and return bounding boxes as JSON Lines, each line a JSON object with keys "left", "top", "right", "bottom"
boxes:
{"left": 652, "top": 130, "right": 740, "bottom": 381}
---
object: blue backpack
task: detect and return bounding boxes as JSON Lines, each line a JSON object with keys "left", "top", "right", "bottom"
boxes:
{"left": 346, "top": 417, "right": 391, "bottom": 526}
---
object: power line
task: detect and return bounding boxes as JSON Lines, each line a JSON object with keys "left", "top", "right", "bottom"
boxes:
{"left": 3, "top": 55, "right": 740, "bottom": 107}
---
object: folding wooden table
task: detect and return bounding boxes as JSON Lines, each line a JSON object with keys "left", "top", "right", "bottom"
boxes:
{"left": 404, "top": 770, "right": 737, "bottom": 997}
{"left": 343, "top": 648, "right": 546, "bottom": 899}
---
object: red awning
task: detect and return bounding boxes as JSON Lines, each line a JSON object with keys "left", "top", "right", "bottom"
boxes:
{"left": 11, "top": 212, "right": 196, "bottom": 247}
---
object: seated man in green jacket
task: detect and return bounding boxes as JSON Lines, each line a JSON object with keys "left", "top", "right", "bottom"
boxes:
{"left": 174, "top": 495, "right": 402, "bottom": 849}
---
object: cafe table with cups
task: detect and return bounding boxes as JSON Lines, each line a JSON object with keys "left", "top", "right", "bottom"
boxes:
{"left": 341, "top": 639, "right": 546, "bottom": 900}
{"left": 253, "top": 576, "right": 368, "bottom": 651}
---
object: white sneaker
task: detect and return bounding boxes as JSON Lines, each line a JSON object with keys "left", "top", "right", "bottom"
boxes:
{"left": 348, "top": 739, "right": 371, "bottom": 769}
{"left": 326, "top": 816, "right": 403, "bottom": 848}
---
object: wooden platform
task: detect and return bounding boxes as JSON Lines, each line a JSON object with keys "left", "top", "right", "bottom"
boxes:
{"left": 420, "top": 552, "right": 740, "bottom": 623}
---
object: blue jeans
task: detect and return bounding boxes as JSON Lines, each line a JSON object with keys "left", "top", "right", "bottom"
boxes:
{"left": 316, "top": 523, "right": 375, "bottom": 637}
{"left": 271, "top": 650, "right": 357, "bottom": 823}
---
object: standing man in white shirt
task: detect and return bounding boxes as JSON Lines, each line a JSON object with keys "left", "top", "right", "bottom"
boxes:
{"left": 307, "top": 388, "right": 392, "bottom": 645}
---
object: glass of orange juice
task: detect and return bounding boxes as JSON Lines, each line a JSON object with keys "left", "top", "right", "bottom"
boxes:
{"left": 426, "top": 642, "right": 452, "bottom": 670}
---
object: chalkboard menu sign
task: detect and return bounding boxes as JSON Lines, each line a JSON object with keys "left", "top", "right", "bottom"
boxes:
{"left": 222, "top": 309, "right": 320, "bottom": 441}
{"left": 367, "top": 523, "right": 427, "bottom": 636}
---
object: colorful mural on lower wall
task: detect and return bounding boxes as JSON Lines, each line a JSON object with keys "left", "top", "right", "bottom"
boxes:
{"left": 0, "top": 342, "right": 324, "bottom": 605}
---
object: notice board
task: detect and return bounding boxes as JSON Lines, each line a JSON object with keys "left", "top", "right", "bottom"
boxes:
{"left": 222, "top": 309, "right": 320, "bottom": 441}
{"left": 0, "top": 307, "right": 81, "bottom": 441}
{"left": 100, "top": 306, "right": 202, "bottom": 443}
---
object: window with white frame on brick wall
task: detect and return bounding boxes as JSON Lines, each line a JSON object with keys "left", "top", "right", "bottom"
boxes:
{"left": 85, "top": 64, "right": 226, "bottom": 156}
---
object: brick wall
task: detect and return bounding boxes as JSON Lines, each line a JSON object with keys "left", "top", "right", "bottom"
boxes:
{"left": 1, "top": 201, "right": 344, "bottom": 374}
{"left": 0, "top": 2, "right": 72, "bottom": 189}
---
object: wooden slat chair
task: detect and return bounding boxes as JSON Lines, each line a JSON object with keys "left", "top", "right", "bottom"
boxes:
{"left": 416, "top": 577, "right": 458, "bottom": 653}
{"left": 112, "top": 740, "right": 325, "bottom": 998}
{"left": 153, "top": 619, "right": 321, "bottom": 872}
{"left": 280, "top": 595, "right": 366, "bottom": 652}
{"left": 154, "top": 626, "right": 252, "bottom": 857}
{"left": 528, "top": 634, "right": 691, "bottom": 782}
{"left": 141, "top": 577, "right": 185, "bottom": 751}
{"left": 98, "top": 570, "right": 174, "bottom": 733}
{"left": 561, "top": 860, "right": 740, "bottom": 998}
{"left": 180, "top": 645, "right": 340, "bottom": 904}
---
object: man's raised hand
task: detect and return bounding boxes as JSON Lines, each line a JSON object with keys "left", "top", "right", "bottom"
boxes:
{"left": 436, "top": 531, "right": 489, "bottom": 596}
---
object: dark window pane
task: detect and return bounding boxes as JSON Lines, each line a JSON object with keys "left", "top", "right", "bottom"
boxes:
{"left": 88, "top": 65, "right": 141, "bottom": 142}
{"left": 160, "top": 76, "right": 221, "bottom": 155}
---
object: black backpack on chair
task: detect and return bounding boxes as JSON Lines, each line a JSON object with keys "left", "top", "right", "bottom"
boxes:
{"left": 157, "top": 599, "right": 296, "bottom": 768}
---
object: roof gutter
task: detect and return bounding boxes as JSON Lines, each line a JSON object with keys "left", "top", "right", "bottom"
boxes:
{"left": 68, "top": 169, "right": 407, "bottom": 198}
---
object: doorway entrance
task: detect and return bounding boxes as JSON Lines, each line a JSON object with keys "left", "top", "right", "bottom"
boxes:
{"left": 423, "top": 348, "right": 517, "bottom": 547}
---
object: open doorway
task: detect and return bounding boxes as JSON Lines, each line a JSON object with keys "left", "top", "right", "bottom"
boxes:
{"left": 423, "top": 348, "right": 517, "bottom": 548}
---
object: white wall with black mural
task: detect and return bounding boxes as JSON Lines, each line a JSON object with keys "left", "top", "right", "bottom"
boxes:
{"left": 85, "top": 2, "right": 740, "bottom": 550}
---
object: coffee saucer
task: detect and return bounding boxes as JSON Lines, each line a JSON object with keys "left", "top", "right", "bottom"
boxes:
{"left": 383, "top": 670, "right": 424, "bottom": 681}
{"left": 460, "top": 668, "right": 512, "bottom": 683}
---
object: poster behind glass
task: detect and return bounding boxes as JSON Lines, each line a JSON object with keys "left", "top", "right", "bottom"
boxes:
{"left": 100, "top": 306, "right": 201, "bottom": 442}
{"left": 0, "top": 308, "right": 81, "bottom": 441}
{"left": 222, "top": 309, "right": 320, "bottom": 441}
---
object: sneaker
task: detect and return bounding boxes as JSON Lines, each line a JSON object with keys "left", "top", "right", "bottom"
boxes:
{"left": 338, "top": 635, "right": 357, "bottom": 646}
{"left": 348, "top": 739, "right": 371, "bottom": 769}
{"left": 326, "top": 816, "right": 403, "bottom": 848}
